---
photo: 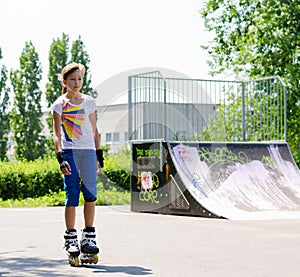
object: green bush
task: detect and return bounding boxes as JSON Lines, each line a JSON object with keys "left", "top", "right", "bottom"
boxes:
{"left": 0, "top": 150, "right": 130, "bottom": 204}
{"left": 102, "top": 148, "right": 131, "bottom": 191}
{"left": 0, "top": 157, "right": 63, "bottom": 200}
{"left": 0, "top": 148, "right": 131, "bottom": 202}
{"left": 100, "top": 170, "right": 130, "bottom": 191}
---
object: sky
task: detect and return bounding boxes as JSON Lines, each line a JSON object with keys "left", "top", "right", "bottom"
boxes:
{"left": 0, "top": 0, "right": 213, "bottom": 89}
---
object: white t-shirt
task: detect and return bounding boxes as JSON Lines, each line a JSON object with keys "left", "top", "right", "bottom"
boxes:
{"left": 51, "top": 94, "right": 96, "bottom": 150}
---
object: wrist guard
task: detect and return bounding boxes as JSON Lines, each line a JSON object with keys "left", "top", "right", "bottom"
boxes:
{"left": 96, "top": 149, "right": 104, "bottom": 168}
{"left": 56, "top": 151, "right": 68, "bottom": 170}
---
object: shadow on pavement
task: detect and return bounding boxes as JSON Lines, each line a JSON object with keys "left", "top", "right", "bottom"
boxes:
{"left": 0, "top": 256, "right": 153, "bottom": 276}
{"left": 85, "top": 264, "right": 153, "bottom": 275}
{"left": 0, "top": 256, "right": 67, "bottom": 277}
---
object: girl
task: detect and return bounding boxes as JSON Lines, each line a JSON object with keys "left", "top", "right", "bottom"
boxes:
{"left": 51, "top": 62, "right": 104, "bottom": 265}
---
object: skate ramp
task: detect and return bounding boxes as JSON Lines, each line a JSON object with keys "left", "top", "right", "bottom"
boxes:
{"left": 168, "top": 142, "right": 300, "bottom": 219}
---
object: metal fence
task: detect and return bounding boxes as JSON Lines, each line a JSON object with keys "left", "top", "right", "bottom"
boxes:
{"left": 128, "top": 71, "right": 286, "bottom": 142}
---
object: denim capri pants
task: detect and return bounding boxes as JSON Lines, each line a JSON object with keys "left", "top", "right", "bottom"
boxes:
{"left": 62, "top": 149, "right": 97, "bottom": 206}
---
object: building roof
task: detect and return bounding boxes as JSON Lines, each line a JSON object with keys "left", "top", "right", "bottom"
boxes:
{"left": 94, "top": 67, "right": 192, "bottom": 107}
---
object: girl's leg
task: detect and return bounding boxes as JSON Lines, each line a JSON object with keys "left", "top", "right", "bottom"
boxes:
{"left": 65, "top": 206, "right": 77, "bottom": 230}
{"left": 63, "top": 150, "right": 80, "bottom": 230}
{"left": 79, "top": 151, "right": 99, "bottom": 259}
{"left": 64, "top": 207, "right": 80, "bottom": 261}
{"left": 84, "top": 201, "right": 95, "bottom": 228}
{"left": 81, "top": 201, "right": 99, "bottom": 258}
{"left": 80, "top": 150, "right": 98, "bottom": 228}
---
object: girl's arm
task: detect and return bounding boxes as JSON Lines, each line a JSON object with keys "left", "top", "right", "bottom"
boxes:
{"left": 89, "top": 112, "right": 100, "bottom": 150}
{"left": 89, "top": 112, "right": 104, "bottom": 170}
{"left": 53, "top": 111, "right": 63, "bottom": 152}
{"left": 53, "top": 111, "right": 71, "bottom": 175}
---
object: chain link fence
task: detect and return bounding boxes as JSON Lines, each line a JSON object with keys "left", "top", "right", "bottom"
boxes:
{"left": 128, "top": 72, "right": 286, "bottom": 142}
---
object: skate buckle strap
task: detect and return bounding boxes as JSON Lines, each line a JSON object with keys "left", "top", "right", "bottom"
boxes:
{"left": 85, "top": 233, "right": 96, "bottom": 238}
{"left": 64, "top": 234, "right": 77, "bottom": 239}
{"left": 65, "top": 241, "right": 78, "bottom": 248}
{"left": 82, "top": 238, "right": 97, "bottom": 246}
{"left": 66, "top": 239, "right": 78, "bottom": 245}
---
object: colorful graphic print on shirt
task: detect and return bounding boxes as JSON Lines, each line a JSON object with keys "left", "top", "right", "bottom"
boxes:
{"left": 61, "top": 102, "right": 85, "bottom": 142}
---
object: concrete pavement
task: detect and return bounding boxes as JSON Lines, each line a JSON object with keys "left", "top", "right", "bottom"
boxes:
{"left": 1, "top": 205, "right": 300, "bottom": 277}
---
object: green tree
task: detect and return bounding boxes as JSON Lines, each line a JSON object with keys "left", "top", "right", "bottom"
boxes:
{"left": 70, "top": 36, "right": 97, "bottom": 98}
{"left": 45, "top": 33, "right": 69, "bottom": 108}
{"left": 201, "top": 0, "right": 300, "bottom": 164}
{"left": 203, "top": 82, "right": 285, "bottom": 142}
{"left": 45, "top": 33, "right": 69, "bottom": 150}
{"left": 0, "top": 48, "right": 10, "bottom": 160}
{"left": 10, "top": 41, "right": 46, "bottom": 160}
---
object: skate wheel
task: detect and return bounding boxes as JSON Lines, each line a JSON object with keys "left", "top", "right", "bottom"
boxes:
{"left": 80, "top": 254, "right": 98, "bottom": 265}
{"left": 93, "top": 255, "right": 98, "bottom": 264}
{"left": 74, "top": 257, "right": 79, "bottom": 266}
{"left": 69, "top": 256, "right": 79, "bottom": 267}
{"left": 80, "top": 258, "right": 88, "bottom": 265}
{"left": 74, "top": 257, "right": 79, "bottom": 267}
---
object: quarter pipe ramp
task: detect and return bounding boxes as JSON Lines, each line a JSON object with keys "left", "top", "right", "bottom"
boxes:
{"left": 131, "top": 141, "right": 300, "bottom": 219}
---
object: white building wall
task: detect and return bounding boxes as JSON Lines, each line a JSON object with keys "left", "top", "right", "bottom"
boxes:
{"left": 97, "top": 104, "right": 128, "bottom": 153}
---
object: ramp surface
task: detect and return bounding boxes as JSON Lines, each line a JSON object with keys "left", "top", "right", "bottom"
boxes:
{"left": 168, "top": 142, "right": 300, "bottom": 219}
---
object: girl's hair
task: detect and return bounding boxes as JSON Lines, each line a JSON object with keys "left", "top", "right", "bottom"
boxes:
{"left": 60, "top": 63, "right": 85, "bottom": 94}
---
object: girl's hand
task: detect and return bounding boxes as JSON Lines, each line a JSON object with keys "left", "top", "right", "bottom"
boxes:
{"left": 61, "top": 161, "right": 72, "bottom": 175}
{"left": 56, "top": 152, "right": 72, "bottom": 175}
{"left": 97, "top": 162, "right": 102, "bottom": 174}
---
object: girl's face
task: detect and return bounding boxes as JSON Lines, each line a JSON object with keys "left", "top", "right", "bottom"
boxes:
{"left": 63, "top": 69, "right": 83, "bottom": 93}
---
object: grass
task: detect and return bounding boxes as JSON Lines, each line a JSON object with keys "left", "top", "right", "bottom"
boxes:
{"left": 0, "top": 182, "right": 131, "bottom": 208}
